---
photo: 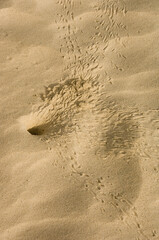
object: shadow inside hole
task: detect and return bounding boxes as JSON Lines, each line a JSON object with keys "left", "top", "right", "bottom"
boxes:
{"left": 27, "top": 127, "right": 44, "bottom": 135}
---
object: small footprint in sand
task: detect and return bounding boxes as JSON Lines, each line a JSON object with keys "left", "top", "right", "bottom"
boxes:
{"left": 21, "top": 74, "right": 143, "bottom": 224}
{"left": 19, "top": 0, "right": 143, "bottom": 224}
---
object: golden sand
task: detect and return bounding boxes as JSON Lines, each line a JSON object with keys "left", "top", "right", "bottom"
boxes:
{"left": 0, "top": 1, "right": 159, "bottom": 239}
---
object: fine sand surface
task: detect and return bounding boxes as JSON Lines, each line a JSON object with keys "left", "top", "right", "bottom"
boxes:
{"left": 0, "top": 0, "right": 159, "bottom": 239}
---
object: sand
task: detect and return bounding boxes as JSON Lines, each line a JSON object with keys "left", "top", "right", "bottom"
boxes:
{"left": 0, "top": 0, "right": 159, "bottom": 239}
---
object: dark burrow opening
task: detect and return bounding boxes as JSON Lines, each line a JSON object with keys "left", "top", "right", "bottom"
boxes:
{"left": 27, "top": 127, "right": 44, "bottom": 135}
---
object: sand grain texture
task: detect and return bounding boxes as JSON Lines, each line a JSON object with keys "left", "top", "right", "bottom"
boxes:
{"left": 0, "top": 0, "right": 159, "bottom": 240}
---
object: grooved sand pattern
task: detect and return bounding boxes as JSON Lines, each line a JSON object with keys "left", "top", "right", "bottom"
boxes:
{"left": 0, "top": 1, "right": 159, "bottom": 240}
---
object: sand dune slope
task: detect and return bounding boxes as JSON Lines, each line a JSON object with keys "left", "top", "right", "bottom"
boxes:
{"left": 0, "top": 0, "right": 159, "bottom": 240}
